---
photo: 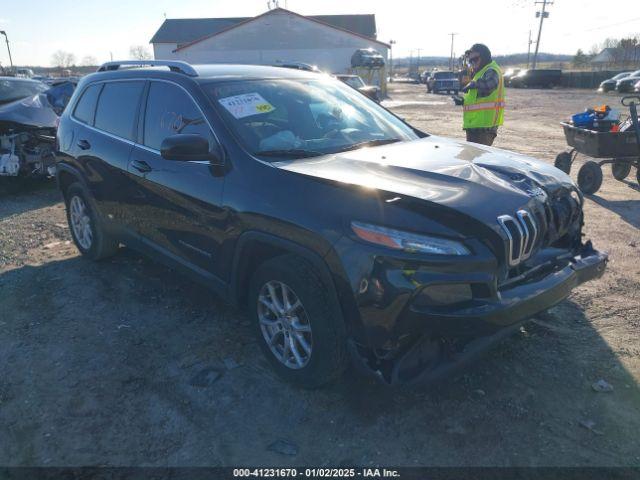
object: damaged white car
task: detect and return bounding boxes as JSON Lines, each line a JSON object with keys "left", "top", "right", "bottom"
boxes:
{"left": 0, "top": 76, "right": 75, "bottom": 179}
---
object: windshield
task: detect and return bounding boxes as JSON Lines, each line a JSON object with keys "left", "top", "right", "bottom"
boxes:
{"left": 203, "top": 78, "right": 418, "bottom": 158}
{"left": 613, "top": 73, "right": 630, "bottom": 80}
{"left": 340, "top": 76, "right": 366, "bottom": 89}
{"left": 0, "top": 78, "right": 49, "bottom": 105}
{"left": 434, "top": 72, "right": 455, "bottom": 79}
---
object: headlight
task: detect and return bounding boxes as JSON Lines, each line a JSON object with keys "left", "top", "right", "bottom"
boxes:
{"left": 351, "top": 221, "right": 470, "bottom": 255}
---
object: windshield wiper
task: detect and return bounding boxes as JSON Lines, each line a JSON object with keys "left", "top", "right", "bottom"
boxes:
{"left": 254, "top": 149, "right": 325, "bottom": 159}
{"left": 333, "top": 138, "right": 402, "bottom": 153}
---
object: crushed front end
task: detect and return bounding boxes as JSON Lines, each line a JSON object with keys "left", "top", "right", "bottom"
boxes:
{"left": 332, "top": 185, "right": 607, "bottom": 387}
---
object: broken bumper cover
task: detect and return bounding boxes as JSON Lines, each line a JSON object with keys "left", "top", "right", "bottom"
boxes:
{"left": 350, "top": 244, "right": 608, "bottom": 386}
{"left": 407, "top": 243, "right": 608, "bottom": 334}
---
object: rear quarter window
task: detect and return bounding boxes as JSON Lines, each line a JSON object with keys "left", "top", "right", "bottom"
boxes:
{"left": 94, "top": 81, "right": 144, "bottom": 140}
{"left": 73, "top": 84, "right": 102, "bottom": 125}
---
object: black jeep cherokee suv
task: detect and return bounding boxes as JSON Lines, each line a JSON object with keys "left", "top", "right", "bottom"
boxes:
{"left": 55, "top": 61, "right": 607, "bottom": 387}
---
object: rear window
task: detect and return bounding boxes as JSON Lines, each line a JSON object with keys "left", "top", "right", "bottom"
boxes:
{"left": 94, "top": 81, "right": 144, "bottom": 140}
{"left": 73, "top": 84, "right": 102, "bottom": 125}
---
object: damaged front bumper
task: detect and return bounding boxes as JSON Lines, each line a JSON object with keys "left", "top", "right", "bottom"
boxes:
{"left": 349, "top": 242, "right": 608, "bottom": 386}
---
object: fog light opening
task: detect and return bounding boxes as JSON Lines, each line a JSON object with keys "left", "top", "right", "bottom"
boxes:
{"left": 416, "top": 283, "right": 473, "bottom": 307}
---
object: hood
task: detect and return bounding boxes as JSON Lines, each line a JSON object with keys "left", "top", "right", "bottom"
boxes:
{"left": 276, "top": 136, "right": 576, "bottom": 225}
{"left": 0, "top": 81, "right": 75, "bottom": 130}
{"left": 0, "top": 93, "right": 58, "bottom": 130}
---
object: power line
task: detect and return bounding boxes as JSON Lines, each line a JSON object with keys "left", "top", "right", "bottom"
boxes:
{"left": 559, "top": 16, "right": 640, "bottom": 37}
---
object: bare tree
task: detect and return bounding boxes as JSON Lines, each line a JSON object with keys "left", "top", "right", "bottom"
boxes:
{"left": 129, "top": 45, "right": 152, "bottom": 61}
{"left": 80, "top": 55, "right": 97, "bottom": 67}
{"left": 51, "top": 50, "right": 76, "bottom": 69}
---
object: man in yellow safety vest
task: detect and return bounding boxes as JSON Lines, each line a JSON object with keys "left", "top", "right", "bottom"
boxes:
{"left": 460, "top": 44, "right": 504, "bottom": 146}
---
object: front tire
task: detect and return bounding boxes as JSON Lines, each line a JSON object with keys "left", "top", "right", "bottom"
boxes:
{"left": 64, "top": 182, "right": 119, "bottom": 261}
{"left": 249, "top": 254, "right": 348, "bottom": 388}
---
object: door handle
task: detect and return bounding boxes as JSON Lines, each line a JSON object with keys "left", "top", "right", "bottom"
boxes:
{"left": 131, "top": 159, "right": 152, "bottom": 173}
{"left": 77, "top": 139, "right": 91, "bottom": 150}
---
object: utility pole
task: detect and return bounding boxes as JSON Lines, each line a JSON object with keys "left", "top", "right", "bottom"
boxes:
{"left": 416, "top": 48, "right": 422, "bottom": 75}
{"left": 526, "top": 30, "right": 533, "bottom": 68}
{"left": 532, "top": 0, "right": 552, "bottom": 69}
{"left": 449, "top": 33, "right": 457, "bottom": 71}
{"left": 409, "top": 50, "right": 413, "bottom": 77}
{"left": 0, "top": 31, "right": 13, "bottom": 71}
{"left": 389, "top": 39, "right": 396, "bottom": 81}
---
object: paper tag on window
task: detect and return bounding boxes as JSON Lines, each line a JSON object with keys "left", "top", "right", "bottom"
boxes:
{"left": 218, "top": 93, "right": 275, "bottom": 119}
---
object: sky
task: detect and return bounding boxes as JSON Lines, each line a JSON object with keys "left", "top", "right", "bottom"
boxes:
{"left": 1, "top": 0, "right": 639, "bottom": 67}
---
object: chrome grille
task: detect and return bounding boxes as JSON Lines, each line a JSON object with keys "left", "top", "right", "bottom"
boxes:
{"left": 498, "top": 210, "right": 538, "bottom": 267}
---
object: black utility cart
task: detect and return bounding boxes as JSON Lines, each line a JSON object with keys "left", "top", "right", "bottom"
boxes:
{"left": 555, "top": 95, "right": 640, "bottom": 194}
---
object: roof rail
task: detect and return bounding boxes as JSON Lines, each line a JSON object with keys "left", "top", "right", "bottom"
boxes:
{"left": 97, "top": 60, "right": 198, "bottom": 77}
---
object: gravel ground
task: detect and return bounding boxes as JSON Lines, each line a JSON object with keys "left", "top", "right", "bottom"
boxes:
{"left": 0, "top": 84, "right": 639, "bottom": 467}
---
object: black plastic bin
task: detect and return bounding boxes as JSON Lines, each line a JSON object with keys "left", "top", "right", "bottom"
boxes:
{"left": 561, "top": 122, "right": 639, "bottom": 158}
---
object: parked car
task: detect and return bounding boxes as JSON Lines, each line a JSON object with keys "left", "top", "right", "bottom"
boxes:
{"left": 15, "top": 68, "right": 35, "bottom": 79}
{"left": 509, "top": 69, "right": 561, "bottom": 88}
{"left": 616, "top": 70, "right": 640, "bottom": 93}
{"left": 598, "top": 72, "right": 633, "bottom": 92}
{"left": 503, "top": 68, "right": 521, "bottom": 87}
{"left": 335, "top": 74, "right": 380, "bottom": 102}
{"left": 0, "top": 77, "right": 75, "bottom": 179}
{"left": 427, "top": 71, "right": 460, "bottom": 94}
{"left": 55, "top": 60, "right": 607, "bottom": 388}
{"left": 420, "top": 71, "right": 432, "bottom": 84}
{"left": 351, "top": 48, "right": 385, "bottom": 68}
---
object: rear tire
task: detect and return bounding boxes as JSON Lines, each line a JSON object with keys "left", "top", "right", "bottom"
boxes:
{"left": 577, "top": 161, "right": 603, "bottom": 195}
{"left": 611, "top": 160, "right": 632, "bottom": 180}
{"left": 554, "top": 152, "right": 573, "bottom": 174}
{"left": 64, "top": 182, "right": 119, "bottom": 261}
{"left": 248, "top": 254, "right": 348, "bottom": 388}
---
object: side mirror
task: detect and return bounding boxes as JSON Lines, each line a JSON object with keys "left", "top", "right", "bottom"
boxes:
{"left": 160, "top": 134, "right": 223, "bottom": 165}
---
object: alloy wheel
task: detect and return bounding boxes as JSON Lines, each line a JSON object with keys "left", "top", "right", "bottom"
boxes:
{"left": 257, "top": 280, "right": 313, "bottom": 369}
{"left": 69, "top": 195, "right": 93, "bottom": 250}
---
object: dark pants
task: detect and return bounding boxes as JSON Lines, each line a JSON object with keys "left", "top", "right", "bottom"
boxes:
{"left": 465, "top": 129, "right": 497, "bottom": 146}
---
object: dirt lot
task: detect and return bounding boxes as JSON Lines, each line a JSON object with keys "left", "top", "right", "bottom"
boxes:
{"left": 1, "top": 84, "right": 639, "bottom": 467}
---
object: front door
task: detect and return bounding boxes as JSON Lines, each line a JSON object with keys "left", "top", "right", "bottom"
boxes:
{"left": 126, "top": 80, "right": 228, "bottom": 277}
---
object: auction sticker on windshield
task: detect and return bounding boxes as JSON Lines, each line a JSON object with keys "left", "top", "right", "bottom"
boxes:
{"left": 218, "top": 93, "right": 275, "bottom": 119}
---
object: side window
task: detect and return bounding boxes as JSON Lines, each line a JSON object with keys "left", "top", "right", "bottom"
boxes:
{"left": 143, "top": 82, "right": 214, "bottom": 151}
{"left": 94, "top": 81, "right": 144, "bottom": 140}
{"left": 73, "top": 84, "right": 102, "bottom": 125}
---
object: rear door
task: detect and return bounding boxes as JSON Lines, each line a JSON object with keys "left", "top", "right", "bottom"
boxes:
{"left": 72, "top": 80, "right": 145, "bottom": 227}
{"left": 126, "top": 80, "right": 227, "bottom": 278}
